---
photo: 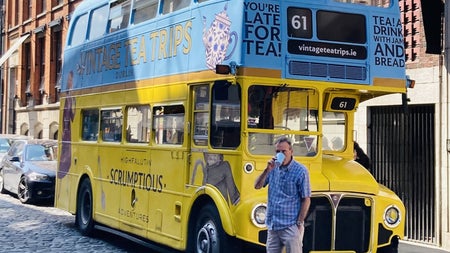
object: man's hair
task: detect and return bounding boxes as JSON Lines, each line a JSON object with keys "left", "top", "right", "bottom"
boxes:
{"left": 275, "top": 136, "right": 292, "bottom": 148}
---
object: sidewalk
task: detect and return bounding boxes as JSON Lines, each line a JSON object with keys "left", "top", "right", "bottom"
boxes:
{"left": 399, "top": 241, "right": 450, "bottom": 253}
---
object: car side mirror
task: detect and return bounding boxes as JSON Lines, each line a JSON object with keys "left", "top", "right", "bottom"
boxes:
{"left": 10, "top": 156, "right": 20, "bottom": 162}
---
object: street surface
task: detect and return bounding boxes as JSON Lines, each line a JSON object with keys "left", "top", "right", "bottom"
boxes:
{"left": 0, "top": 192, "right": 448, "bottom": 253}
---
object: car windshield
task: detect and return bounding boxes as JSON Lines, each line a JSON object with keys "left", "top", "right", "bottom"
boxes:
{"left": 0, "top": 139, "right": 11, "bottom": 152}
{"left": 26, "top": 144, "right": 57, "bottom": 161}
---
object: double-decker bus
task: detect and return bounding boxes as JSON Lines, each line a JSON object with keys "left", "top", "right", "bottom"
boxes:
{"left": 55, "top": 0, "right": 409, "bottom": 252}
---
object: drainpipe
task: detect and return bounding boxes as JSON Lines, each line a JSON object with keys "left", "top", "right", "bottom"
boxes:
{"left": 442, "top": 1, "right": 449, "bottom": 249}
{"left": 0, "top": 0, "right": 4, "bottom": 133}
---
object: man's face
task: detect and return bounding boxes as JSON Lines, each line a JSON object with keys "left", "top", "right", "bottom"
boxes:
{"left": 275, "top": 142, "right": 292, "bottom": 165}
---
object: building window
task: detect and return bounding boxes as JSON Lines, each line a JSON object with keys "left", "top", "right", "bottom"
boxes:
{"left": 53, "top": 0, "right": 64, "bottom": 7}
{"left": 52, "top": 30, "right": 62, "bottom": 103}
{"left": 23, "top": 43, "right": 32, "bottom": 106}
{"left": 37, "top": 36, "right": 46, "bottom": 105}
{"left": 24, "top": 0, "right": 32, "bottom": 21}
{"left": 14, "top": 0, "right": 20, "bottom": 25}
{"left": 38, "top": 0, "right": 46, "bottom": 14}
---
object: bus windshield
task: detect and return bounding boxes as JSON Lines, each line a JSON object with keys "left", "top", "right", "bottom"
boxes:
{"left": 247, "top": 85, "right": 319, "bottom": 156}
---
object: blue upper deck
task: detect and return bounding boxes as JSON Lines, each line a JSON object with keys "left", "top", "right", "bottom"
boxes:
{"left": 62, "top": 0, "right": 405, "bottom": 91}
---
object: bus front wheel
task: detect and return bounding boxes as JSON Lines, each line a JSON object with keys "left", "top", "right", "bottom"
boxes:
{"left": 76, "top": 178, "right": 95, "bottom": 236}
{"left": 192, "top": 204, "right": 231, "bottom": 253}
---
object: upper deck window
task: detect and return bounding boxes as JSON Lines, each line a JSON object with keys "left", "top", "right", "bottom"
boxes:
{"left": 162, "top": 0, "right": 190, "bottom": 14}
{"left": 109, "top": 0, "right": 131, "bottom": 33}
{"left": 132, "top": 0, "right": 158, "bottom": 24}
{"left": 334, "top": 0, "right": 391, "bottom": 7}
{"left": 89, "top": 5, "right": 109, "bottom": 40}
{"left": 317, "top": 11, "right": 366, "bottom": 44}
{"left": 70, "top": 14, "right": 88, "bottom": 46}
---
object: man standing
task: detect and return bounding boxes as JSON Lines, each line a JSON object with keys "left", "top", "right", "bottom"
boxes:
{"left": 255, "top": 137, "right": 311, "bottom": 253}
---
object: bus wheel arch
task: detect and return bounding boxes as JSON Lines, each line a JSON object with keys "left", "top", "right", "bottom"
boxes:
{"left": 76, "top": 176, "right": 95, "bottom": 236}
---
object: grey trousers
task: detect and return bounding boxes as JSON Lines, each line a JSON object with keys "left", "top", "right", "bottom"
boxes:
{"left": 266, "top": 224, "right": 305, "bottom": 253}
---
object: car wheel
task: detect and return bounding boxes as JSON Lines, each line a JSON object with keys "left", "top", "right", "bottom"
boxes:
{"left": 190, "top": 204, "right": 234, "bottom": 253}
{"left": 18, "top": 176, "right": 31, "bottom": 204}
{"left": 0, "top": 170, "right": 6, "bottom": 194}
{"left": 76, "top": 178, "right": 95, "bottom": 236}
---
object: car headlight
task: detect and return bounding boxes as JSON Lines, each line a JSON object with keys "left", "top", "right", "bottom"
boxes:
{"left": 28, "top": 172, "right": 49, "bottom": 181}
{"left": 383, "top": 205, "right": 401, "bottom": 228}
{"left": 251, "top": 203, "right": 267, "bottom": 228}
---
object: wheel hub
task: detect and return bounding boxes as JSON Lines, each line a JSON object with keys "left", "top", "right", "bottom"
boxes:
{"left": 197, "top": 222, "right": 218, "bottom": 253}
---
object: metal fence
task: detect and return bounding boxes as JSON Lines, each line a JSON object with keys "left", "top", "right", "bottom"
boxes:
{"left": 368, "top": 104, "right": 435, "bottom": 244}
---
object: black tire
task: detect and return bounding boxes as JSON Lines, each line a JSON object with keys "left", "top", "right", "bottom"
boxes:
{"left": 190, "top": 204, "right": 236, "bottom": 253}
{"left": 18, "top": 176, "right": 31, "bottom": 204}
{"left": 76, "top": 178, "right": 95, "bottom": 236}
{"left": 0, "top": 169, "right": 6, "bottom": 194}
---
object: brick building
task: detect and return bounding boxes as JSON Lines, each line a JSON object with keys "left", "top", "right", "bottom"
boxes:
{"left": 0, "top": 0, "right": 82, "bottom": 138}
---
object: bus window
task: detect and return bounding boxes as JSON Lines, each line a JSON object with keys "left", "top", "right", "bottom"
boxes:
{"left": 132, "top": 0, "right": 158, "bottom": 24}
{"left": 108, "top": 0, "right": 131, "bottom": 33}
{"left": 81, "top": 109, "right": 99, "bottom": 141}
{"left": 101, "top": 109, "right": 123, "bottom": 142}
{"left": 211, "top": 82, "right": 241, "bottom": 149}
{"left": 317, "top": 11, "right": 366, "bottom": 44}
{"left": 153, "top": 105, "right": 185, "bottom": 145}
{"left": 126, "top": 105, "right": 151, "bottom": 143}
{"left": 193, "top": 85, "right": 210, "bottom": 146}
{"left": 162, "top": 0, "right": 190, "bottom": 14}
{"left": 247, "top": 85, "right": 319, "bottom": 156}
{"left": 70, "top": 14, "right": 88, "bottom": 46}
{"left": 322, "top": 111, "right": 346, "bottom": 151}
{"left": 334, "top": 0, "right": 391, "bottom": 7}
{"left": 88, "top": 5, "right": 109, "bottom": 40}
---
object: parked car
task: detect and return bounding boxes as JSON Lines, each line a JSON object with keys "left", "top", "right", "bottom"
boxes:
{"left": 0, "top": 134, "right": 31, "bottom": 161}
{"left": 0, "top": 139, "right": 57, "bottom": 204}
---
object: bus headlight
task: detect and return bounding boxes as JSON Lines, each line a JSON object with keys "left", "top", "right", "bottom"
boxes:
{"left": 383, "top": 205, "right": 401, "bottom": 228}
{"left": 251, "top": 203, "right": 267, "bottom": 228}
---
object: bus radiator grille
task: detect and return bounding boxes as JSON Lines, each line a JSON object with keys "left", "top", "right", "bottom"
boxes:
{"left": 303, "top": 196, "right": 371, "bottom": 253}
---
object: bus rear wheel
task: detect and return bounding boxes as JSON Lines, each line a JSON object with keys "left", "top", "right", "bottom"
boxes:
{"left": 192, "top": 204, "right": 232, "bottom": 253}
{"left": 76, "top": 178, "right": 95, "bottom": 236}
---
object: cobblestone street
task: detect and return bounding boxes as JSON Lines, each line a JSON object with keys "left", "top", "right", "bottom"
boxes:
{"left": 0, "top": 193, "right": 154, "bottom": 253}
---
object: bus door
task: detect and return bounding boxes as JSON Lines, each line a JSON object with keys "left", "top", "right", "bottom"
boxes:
{"left": 190, "top": 84, "right": 210, "bottom": 188}
{"left": 189, "top": 82, "right": 242, "bottom": 204}
{"left": 149, "top": 104, "right": 186, "bottom": 240}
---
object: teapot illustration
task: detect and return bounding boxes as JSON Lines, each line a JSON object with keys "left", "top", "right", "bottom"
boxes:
{"left": 202, "top": 4, "right": 238, "bottom": 70}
